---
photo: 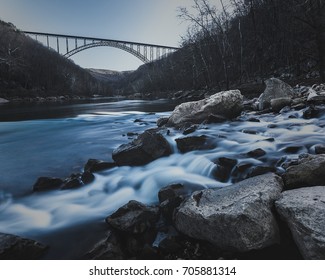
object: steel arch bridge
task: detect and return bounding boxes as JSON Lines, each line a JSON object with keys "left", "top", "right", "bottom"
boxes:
{"left": 22, "top": 31, "right": 179, "bottom": 64}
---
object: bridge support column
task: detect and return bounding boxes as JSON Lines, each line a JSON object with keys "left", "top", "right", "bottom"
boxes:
{"left": 66, "top": 38, "right": 69, "bottom": 53}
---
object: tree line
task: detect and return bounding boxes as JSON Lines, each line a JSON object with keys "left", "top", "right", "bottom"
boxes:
{"left": 0, "top": 20, "right": 112, "bottom": 98}
{"left": 112, "top": 0, "right": 324, "bottom": 95}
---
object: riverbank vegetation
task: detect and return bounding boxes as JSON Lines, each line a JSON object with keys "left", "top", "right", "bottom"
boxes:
{"left": 112, "top": 0, "right": 325, "bottom": 96}
{"left": 1, "top": 0, "right": 324, "bottom": 100}
{"left": 0, "top": 20, "right": 112, "bottom": 99}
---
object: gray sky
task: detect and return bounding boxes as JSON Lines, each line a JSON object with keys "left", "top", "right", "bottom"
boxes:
{"left": 0, "top": 0, "right": 223, "bottom": 71}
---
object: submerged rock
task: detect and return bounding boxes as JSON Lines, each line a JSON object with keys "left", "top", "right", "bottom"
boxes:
{"left": 275, "top": 186, "right": 325, "bottom": 259}
{"left": 174, "top": 173, "right": 283, "bottom": 252}
{"left": 258, "top": 78, "right": 294, "bottom": 110}
{"left": 112, "top": 129, "right": 172, "bottom": 166}
{"left": 0, "top": 232, "right": 47, "bottom": 259}
{"left": 282, "top": 154, "right": 325, "bottom": 189}
{"left": 166, "top": 90, "right": 243, "bottom": 127}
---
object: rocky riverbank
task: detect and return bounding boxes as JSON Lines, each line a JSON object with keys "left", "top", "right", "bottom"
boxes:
{"left": 1, "top": 78, "right": 325, "bottom": 260}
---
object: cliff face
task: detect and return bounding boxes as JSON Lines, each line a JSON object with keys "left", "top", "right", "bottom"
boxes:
{"left": 0, "top": 20, "right": 112, "bottom": 99}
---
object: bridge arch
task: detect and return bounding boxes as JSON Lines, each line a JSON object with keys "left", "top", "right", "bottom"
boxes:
{"left": 64, "top": 41, "right": 149, "bottom": 63}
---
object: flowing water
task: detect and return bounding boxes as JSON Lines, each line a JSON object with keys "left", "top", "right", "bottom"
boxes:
{"left": 0, "top": 99, "right": 325, "bottom": 258}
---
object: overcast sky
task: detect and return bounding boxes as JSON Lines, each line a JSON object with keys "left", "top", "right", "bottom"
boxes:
{"left": 0, "top": 0, "right": 223, "bottom": 71}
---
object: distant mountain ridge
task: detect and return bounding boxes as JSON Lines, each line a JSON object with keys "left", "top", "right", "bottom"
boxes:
{"left": 87, "top": 68, "right": 133, "bottom": 83}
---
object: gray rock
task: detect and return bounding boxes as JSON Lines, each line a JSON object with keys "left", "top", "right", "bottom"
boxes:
{"left": 158, "top": 183, "right": 187, "bottom": 203}
{"left": 246, "top": 165, "right": 276, "bottom": 178}
{"left": 270, "top": 97, "right": 292, "bottom": 112}
{"left": 174, "top": 173, "right": 283, "bottom": 252}
{"left": 247, "top": 148, "right": 266, "bottom": 158}
{"left": 166, "top": 90, "right": 243, "bottom": 127}
{"left": 0, "top": 98, "right": 9, "bottom": 104}
{"left": 61, "top": 173, "right": 83, "bottom": 190}
{"left": 84, "top": 230, "right": 124, "bottom": 260}
{"left": 0, "top": 232, "right": 47, "bottom": 259}
{"left": 112, "top": 129, "right": 172, "bottom": 166}
{"left": 282, "top": 154, "right": 325, "bottom": 190}
{"left": 302, "top": 106, "right": 319, "bottom": 119}
{"left": 105, "top": 200, "right": 159, "bottom": 234}
{"left": 258, "top": 78, "right": 294, "bottom": 110}
{"left": 307, "top": 88, "right": 325, "bottom": 103}
{"left": 157, "top": 117, "right": 169, "bottom": 127}
{"left": 275, "top": 186, "right": 325, "bottom": 259}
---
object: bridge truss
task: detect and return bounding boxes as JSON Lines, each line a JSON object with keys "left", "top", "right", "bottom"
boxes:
{"left": 23, "top": 31, "right": 179, "bottom": 64}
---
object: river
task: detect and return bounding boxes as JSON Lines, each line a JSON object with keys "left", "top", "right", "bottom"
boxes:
{"left": 0, "top": 99, "right": 325, "bottom": 259}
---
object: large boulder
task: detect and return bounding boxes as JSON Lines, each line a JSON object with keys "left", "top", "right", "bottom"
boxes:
{"left": 166, "top": 90, "right": 243, "bottom": 127}
{"left": 275, "top": 186, "right": 325, "bottom": 259}
{"left": 174, "top": 173, "right": 283, "bottom": 252}
{"left": 0, "top": 232, "right": 47, "bottom": 259}
{"left": 112, "top": 129, "right": 172, "bottom": 166}
{"left": 282, "top": 154, "right": 325, "bottom": 190}
{"left": 258, "top": 78, "right": 294, "bottom": 110}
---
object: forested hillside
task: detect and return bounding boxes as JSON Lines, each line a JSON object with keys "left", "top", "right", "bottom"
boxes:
{"left": 0, "top": 20, "right": 112, "bottom": 99}
{"left": 112, "top": 0, "right": 324, "bottom": 95}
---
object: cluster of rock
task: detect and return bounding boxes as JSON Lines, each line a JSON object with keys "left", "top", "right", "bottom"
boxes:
{"left": 83, "top": 81, "right": 325, "bottom": 260}
{"left": 254, "top": 77, "right": 325, "bottom": 112}
{"left": 32, "top": 159, "right": 116, "bottom": 192}
{"left": 2, "top": 78, "right": 325, "bottom": 259}
{"left": 85, "top": 156, "right": 324, "bottom": 260}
